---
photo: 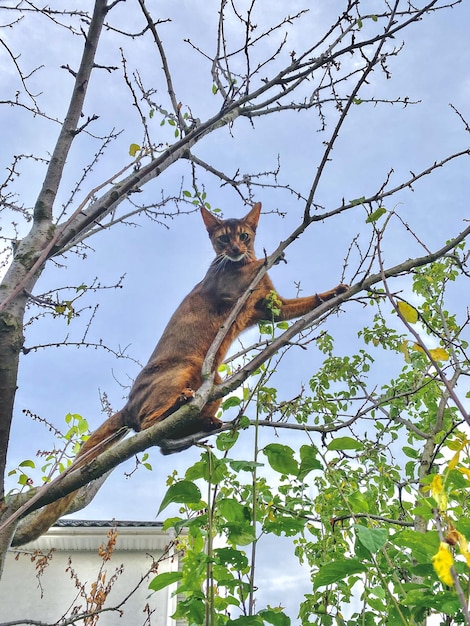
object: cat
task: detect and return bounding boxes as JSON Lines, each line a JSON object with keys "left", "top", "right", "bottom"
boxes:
{"left": 12, "top": 202, "right": 348, "bottom": 545}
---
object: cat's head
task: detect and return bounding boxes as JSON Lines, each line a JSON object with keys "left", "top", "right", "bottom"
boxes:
{"left": 201, "top": 202, "right": 261, "bottom": 264}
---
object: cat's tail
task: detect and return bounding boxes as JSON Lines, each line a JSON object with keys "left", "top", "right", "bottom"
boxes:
{"left": 11, "top": 411, "right": 128, "bottom": 547}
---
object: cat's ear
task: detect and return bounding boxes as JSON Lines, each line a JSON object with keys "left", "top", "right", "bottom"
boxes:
{"left": 244, "top": 202, "right": 262, "bottom": 231}
{"left": 200, "top": 206, "right": 222, "bottom": 233}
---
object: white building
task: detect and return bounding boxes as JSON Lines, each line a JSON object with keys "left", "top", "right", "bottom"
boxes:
{"left": 0, "top": 520, "right": 184, "bottom": 626}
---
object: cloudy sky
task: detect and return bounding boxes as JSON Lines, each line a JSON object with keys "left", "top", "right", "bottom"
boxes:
{"left": 2, "top": 0, "right": 470, "bottom": 619}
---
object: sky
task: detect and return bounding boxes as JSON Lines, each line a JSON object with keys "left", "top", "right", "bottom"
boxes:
{"left": 1, "top": 0, "right": 470, "bottom": 620}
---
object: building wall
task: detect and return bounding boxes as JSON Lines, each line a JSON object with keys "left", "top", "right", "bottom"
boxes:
{"left": 0, "top": 521, "right": 181, "bottom": 626}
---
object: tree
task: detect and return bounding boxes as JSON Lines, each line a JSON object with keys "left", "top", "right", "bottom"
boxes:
{"left": 1, "top": 0, "right": 470, "bottom": 623}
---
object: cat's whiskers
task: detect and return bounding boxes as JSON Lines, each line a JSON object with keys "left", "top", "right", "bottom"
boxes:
{"left": 211, "top": 255, "right": 228, "bottom": 273}
{"left": 212, "top": 252, "right": 249, "bottom": 272}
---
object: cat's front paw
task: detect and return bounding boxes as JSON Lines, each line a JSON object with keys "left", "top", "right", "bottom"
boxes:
{"left": 273, "top": 252, "right": 286, "bottom": 265}
{"left": 335, "top": 284, "right": 349, "bottom": 295}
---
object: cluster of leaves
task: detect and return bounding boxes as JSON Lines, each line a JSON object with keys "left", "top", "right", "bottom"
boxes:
{"left": 147, "top": 250, "right": 470, "bottom": 625}
{"left": 7, "top": 413, "right": 89, "bottom": 491}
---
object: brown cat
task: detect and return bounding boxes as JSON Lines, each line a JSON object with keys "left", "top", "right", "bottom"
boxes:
{"left": 12, "top": 202, "right": 347, "bottom": 545}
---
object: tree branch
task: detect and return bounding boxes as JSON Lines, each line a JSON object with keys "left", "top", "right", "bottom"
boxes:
{"left": 33, "top": 0, "right": 107, "bottom": 224}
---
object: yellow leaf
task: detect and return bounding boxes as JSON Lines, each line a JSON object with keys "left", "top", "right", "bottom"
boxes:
{"left": 458, "top": 533, "right": 470, "bottom": 567}
{"left": 431, "top": 474, "right": 443, "bottom": 496}
{"left": 411, "top": 344, "right": 449, "bottom": 362}
{"left": 400, "top": 341, "right": 410, "bottom": 362}
{"left": 431, "top": 474, "right": 447, "bottom": 512}
{"left": 397, "top": 301, "right": 419, "bottom": 323}
{"left": 129, "top": 143, "right": 141, "bottom": 157}
{"left": 448, "top": 450, "right": 460, "bottom": 471}
{"left": 447, "top": 436, "right": 467, "bottom": 471}
{"left": 459, "top": 468, "right": 470, "bottom": 480}
{"left": 429, "top": 347, "right": 449, "bottom": 361}
{"left": 432, "top": 542, "right": 454, "bottom": 586}
{"left": 447, "top": 434, "right": 468, "bottom": 451}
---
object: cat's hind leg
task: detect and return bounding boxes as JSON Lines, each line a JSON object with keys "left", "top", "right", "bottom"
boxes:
{"left": 121, "top": 362, "right": 199, "bottom": 432}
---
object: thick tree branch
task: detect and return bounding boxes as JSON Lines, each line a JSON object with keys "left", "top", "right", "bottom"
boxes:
{"left": 0, "top": 0, "right": 108, "bottom": 506}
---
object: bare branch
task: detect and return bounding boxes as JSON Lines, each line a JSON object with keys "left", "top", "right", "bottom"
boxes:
{"left": 33, "top": 0, "right": 107, "bottom": 224}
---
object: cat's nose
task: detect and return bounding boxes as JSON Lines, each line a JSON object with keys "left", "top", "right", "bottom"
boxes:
{"left": 231, "top": 246, "right": 241, "bottom": 255}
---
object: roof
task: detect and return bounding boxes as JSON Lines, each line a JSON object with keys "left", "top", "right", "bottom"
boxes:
{"left": 53, "top": 519, "right": 163, "bottom": 528}
{"left": 16, "top": 519, "right": 171, "bottom": 552}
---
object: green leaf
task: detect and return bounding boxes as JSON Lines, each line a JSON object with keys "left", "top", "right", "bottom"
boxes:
{"left": 366, "top": 207, "right": 386, "bottom": 223}
{"left": 402, "top": 446, "right": 419, "bottom": 459}
{"left": 354, "top": 525, "right": 388, "bottom": 553}
{"left": 65, "top": 412, "right": 81, "bottom": 424}
{"left": 227, "top": 617, "right": 263, "bottom": 626}
{"left": 225, "top": 522, "right": 256, "bottom": 546}
{"left": 411, "top": 503, "right": 434, "bottom": 521}
{"left": 314, "top": 559, "right": 367, "bottom": 587}
{"left": 455, "top": 518, "right": 470, "bottom": 540}
{"left": 259, "top": 608, "right": 291, "bottom": 626}
{"left": 259, "top": 321, "right": 274, "bottom": 335}
{"left": 212, "top": 84, "right": 218, "bottom": 94}
{"left": 327, "top": 437, "right": 363, "bottom": 451}
{"left": 217, "top": 498, "right": 251, "bottom": 523}
{"left": 298, "top": 445, "right": 322, "bottom": 481}
{"left": 162, "top": 516, "right": 188, "bottom": 533}
{"left": 185, "top": 456, "right": 228, "bottom": 484}
{"left": 182, "top": 190, "right": 192, "bottom": 197}
{"left": 19, "top": 459, "right": 35, "bottom": 469}
{"left": 236, "top": 415, "right": 251, "bottom": 429}
{"left": 393, "top": 530, "right": 439, "bottom": 563}
{"left": 172, "top": 592, "right": 206, "bottom": 622}
{"left": 228, "top": 460, "right": 264, "bottom": 472}
{"left": 347, "top": 490, "right": 370, "bottom": 513}
{"left": 264, "top": 516, "right": 306, "bottom": 537}
{"left": 447, "top": 468, "right": 470, "bottom": 488}
{"left": 214, "top": 547, "right": 249, "bottom": 570}
{"left": 221, "top": 396, "right": 241, "bottom": 410}
{"left": 216, "top": 430, "right": 239, "bottom": 451}
{"left": 263, "top": 443, "right": 298, "bottom": 475}
{"left": 148, "top": 571, "right": 182, "bottom": 592}
{"left": 349, "top": 196, "right": 366, "bottom": 206}
{"left": 157, "top": 480, "right": 201, "bottom": 514}
{"left": 387, "top": 605, "right": 412, "bottom": 626}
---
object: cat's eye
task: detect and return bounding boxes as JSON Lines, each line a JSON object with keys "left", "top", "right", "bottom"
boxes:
{"left": 239, "top": 232, "right": 249, "bottom": 241}
{"left": 218, "top": 234, "right": 230, "bottom": 244}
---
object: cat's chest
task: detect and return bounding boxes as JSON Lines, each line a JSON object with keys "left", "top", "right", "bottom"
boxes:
{"left": 200, "top": 264, "right": 263, "bottom": 310}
